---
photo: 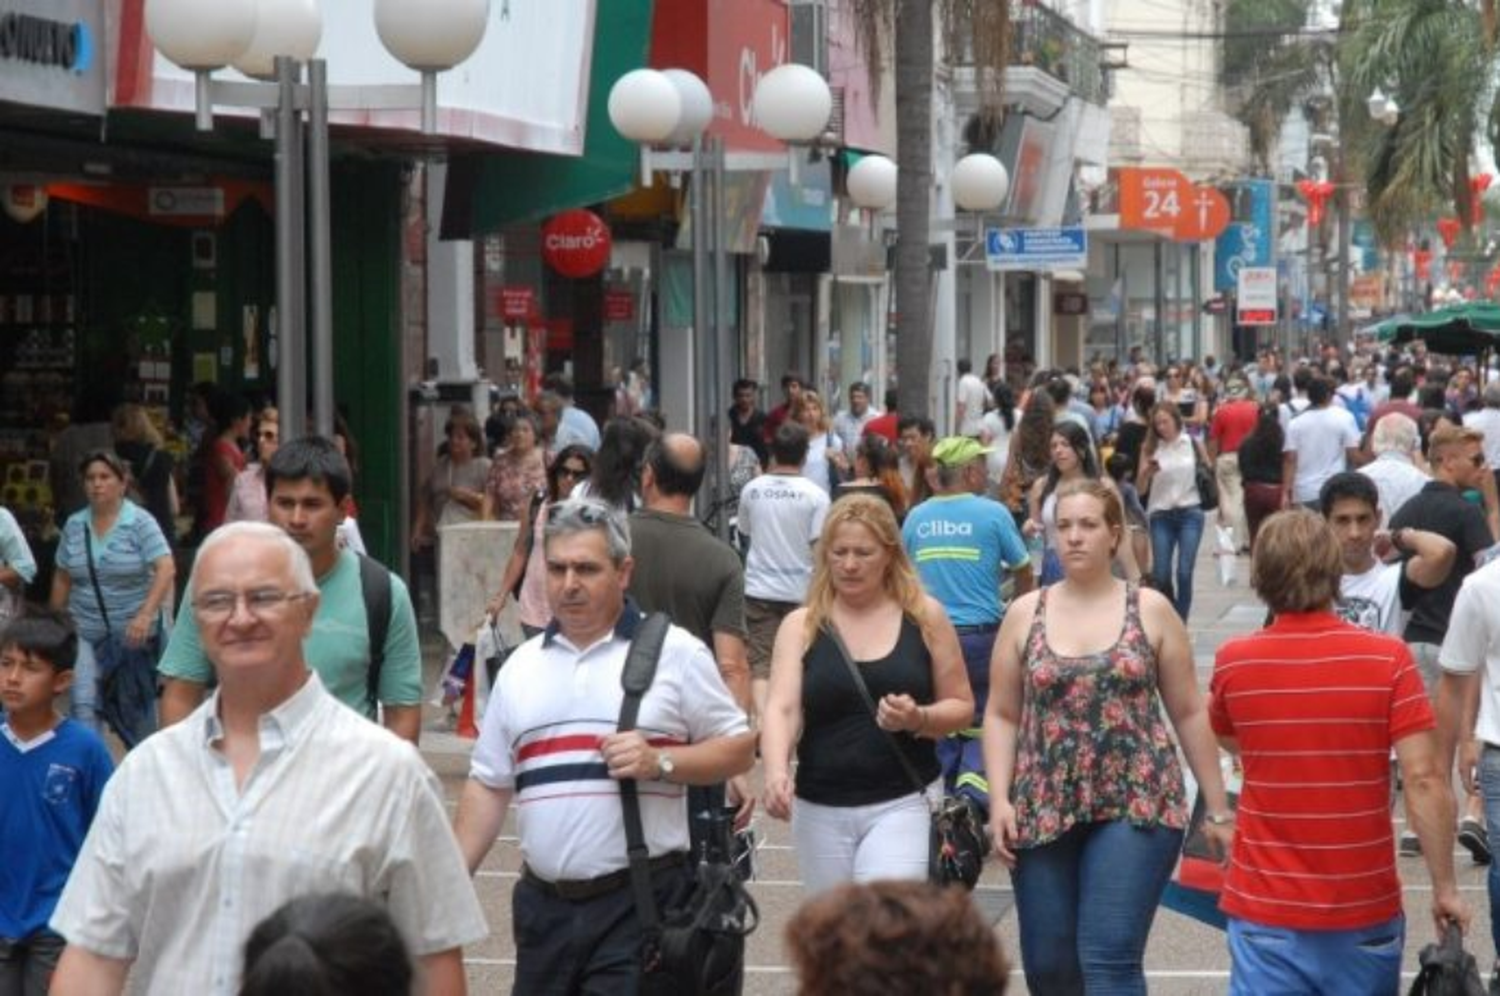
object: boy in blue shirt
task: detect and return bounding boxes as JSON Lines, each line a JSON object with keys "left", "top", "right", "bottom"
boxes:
{"left": 0, "top": 607, "right": 112, "bottom": 996}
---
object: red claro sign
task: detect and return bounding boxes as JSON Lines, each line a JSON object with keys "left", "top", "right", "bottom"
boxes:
{"left": 542, "top": 209, "right": 612, "bottom": 278}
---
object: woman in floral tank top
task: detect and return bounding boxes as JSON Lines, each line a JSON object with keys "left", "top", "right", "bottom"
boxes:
{"left": 982, "top": 478, "right": 1233, "bottom": 995}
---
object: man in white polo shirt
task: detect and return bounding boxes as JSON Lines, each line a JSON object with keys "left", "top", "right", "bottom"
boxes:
{"left": 454, "top": 498, "right": 753, "bottom": 994}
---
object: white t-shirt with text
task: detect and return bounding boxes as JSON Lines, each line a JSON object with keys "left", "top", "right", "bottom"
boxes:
{"left": 738, "top": 473, "right": 831, "bottom": 603}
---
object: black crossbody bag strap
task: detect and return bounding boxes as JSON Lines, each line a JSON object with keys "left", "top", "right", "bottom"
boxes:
{"left": 822, "top": 624, "right": 933, "bottom": 807}
{"left": 83, "top": 527, "right": 111, "bottom": 637}
{"left": 617, "top": 612, "right": 674, "bottom": 937}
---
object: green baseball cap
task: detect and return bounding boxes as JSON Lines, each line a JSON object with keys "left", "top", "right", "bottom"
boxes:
{"left": 930, "top": 436, "right": 994, "bottom": 467}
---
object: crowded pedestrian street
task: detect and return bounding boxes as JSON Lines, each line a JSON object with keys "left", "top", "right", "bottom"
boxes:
{"left": 12, "top": 0, "right": 1500, "bottom": 993}
{"left": 421, "top": 537, "right": 1486, "bottom": 994}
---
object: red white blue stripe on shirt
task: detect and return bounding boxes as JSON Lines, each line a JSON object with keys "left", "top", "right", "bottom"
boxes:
{"left": 511, "top": 719, "right": 685, "bottom": 801}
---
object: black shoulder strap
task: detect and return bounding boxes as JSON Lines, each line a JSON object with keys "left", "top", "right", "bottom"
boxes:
{"left": 358, "top": 553, "right": 393, "bottom": 719}
{"left": 83, "top": 526, "right": 111, "bottom": 636}
{"left": 617, "top": 612, "right": 673, "bottom": 933}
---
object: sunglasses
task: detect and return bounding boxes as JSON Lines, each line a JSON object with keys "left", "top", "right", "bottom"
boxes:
{"left": 557, "top": 464, "right": 588, "bottom": 478}
{"left": 258, "top": 430, "right": 279, "bottom": 441}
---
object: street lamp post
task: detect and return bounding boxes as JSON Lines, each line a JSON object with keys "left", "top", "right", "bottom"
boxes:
{"left": 145, "top": 0, "right": 487, "bottom": 441}
{"left": 610, "top": 64, "right": 836, "bottom": 541}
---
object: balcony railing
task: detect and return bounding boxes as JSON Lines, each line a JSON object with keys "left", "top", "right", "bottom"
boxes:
{"left": 953, "top": 2, "right": 1108, "bottom": 105}
{"left": 1010, "top": 1, "right": 1107, "bottom": 105}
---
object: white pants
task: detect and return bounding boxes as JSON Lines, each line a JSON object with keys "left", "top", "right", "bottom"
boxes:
{"left": 792, "top": 781, "right": 938, "bottom": 894}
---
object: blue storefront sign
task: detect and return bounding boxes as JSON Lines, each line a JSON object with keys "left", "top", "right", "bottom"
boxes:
{"left": 984, "top": 226, "right": 1088, "bottom": 271}
{"left": 1214, "top": 179, "right": 1275, "bottom": 292}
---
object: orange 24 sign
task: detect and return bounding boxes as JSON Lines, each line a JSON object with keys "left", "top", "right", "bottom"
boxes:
{"left": 1118, "top": 167, "right": 1231, "bottom": 242}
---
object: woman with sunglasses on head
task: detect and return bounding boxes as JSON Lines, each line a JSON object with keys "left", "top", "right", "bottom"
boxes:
{"left": 487, "top": 444, "right": 593, "bottom": 637}
{"left": 49, "top": 450, "right": 175, "bottom": 744}
{"left": 226, "top": 406, "right": 280, "bottom": 523}
{"left": 1024, "top": 422, "right": 1140, "bottom": 586}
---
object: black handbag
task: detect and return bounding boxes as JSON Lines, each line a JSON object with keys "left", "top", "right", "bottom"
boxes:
{"left": 1408, "top": 924, "right": 1486, "bottom": 996}
{"left": 823, "top": 624, "right": 985, "bottom": 890}
{"left": 1193, "top": 442, "right": 1219, "bottom": 512}
{"left": 618, "top": 613, "right": 759, "bottom": 995}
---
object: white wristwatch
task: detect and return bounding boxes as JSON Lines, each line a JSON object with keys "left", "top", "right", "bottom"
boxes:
{"left": 657, "top": 751, "right": 676, "bottom": 782}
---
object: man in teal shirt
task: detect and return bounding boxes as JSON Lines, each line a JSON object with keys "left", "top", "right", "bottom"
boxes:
{"left": 158, "top": 437, "right": 423, "bottom": 743}
{"left": 902, "top": 436, "right": 1032, "bottom": 812}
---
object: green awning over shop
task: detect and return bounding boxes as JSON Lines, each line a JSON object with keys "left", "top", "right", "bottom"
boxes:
{"left": 440, "top": 0, "right": 654, "bottom": 239}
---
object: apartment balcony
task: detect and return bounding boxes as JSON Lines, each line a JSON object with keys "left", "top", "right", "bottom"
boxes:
{"left": 952, "top": 0, "right": 1109, "bottom": 120}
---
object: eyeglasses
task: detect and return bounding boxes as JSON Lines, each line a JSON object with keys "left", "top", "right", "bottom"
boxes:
{"left": 193, "top": 588, "right": 312, "bottom": 622}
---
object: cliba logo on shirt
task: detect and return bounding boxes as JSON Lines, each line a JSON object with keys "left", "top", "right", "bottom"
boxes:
{"left": 915, "top": 521, "right": 974, "bottom": 538}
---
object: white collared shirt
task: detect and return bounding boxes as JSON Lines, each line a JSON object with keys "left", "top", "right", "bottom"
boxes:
{"left": 51, "top": 673, "right": 487, "bottom": 995}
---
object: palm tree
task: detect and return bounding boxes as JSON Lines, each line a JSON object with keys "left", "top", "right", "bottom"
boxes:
{"left": 1344, "top": 0, "right": 1500, "bottom": 243}
{"left": 1220, "top": 0, "right": 1322, "bottom": 175}
{"left": 849, "top": 0, "right": 1010, "bottom": 418}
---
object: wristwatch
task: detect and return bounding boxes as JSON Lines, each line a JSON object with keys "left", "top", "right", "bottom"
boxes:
{"left": 657, "top": 751, "right": 676, "bottom": 782}
{"left": 1205, "top": 811, "right": 1235, "bottom": 826}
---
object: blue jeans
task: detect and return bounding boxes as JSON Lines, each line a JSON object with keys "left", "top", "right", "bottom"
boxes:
{"left": 1149, "top": 506, "right": 1205, "bottom": 620}
{"left": 1227, "top": 915, "right": 1404, "bottom": 996}
{"left": 68, "top": 637, "right": 102, "bottom": 735}
{"left": 1010, "top": 820, "right": 1184, "bottom": 995}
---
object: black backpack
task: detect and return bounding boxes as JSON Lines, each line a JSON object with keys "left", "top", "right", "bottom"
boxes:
{"left": 358, "top": 554, "right": 393, "bottom": 719}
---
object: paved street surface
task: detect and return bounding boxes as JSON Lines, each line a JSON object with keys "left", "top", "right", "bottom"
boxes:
{"left": 419, "top": 543, "right": 1495, "bottom": 993}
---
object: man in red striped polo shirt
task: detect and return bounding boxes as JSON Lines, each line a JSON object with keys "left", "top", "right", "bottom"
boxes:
{"left": 1210, "top": 508, "right": 1469, "bottom": 994}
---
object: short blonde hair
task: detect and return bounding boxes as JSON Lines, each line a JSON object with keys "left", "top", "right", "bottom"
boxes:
{"left": 1428, "top": 424, "right": 1484, "bottom": 463}
{"left": 1251, "top": 509, "right": 1341, "bottom": 613}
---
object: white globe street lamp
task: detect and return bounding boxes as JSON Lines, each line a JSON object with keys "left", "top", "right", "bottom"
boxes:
{"left": 232, "top": 0, "right": 321, "bottom": 80}
{"left": 374, "top": 0, "right": 489, "bottom": 69}
{"left": 607, "top": 69, "right": 683, "bottom": 145}
{"left": 952, "top": 153, "right": 1010, "bottom": 213}
{"left": 752, "top": 63, "right": 833, "bottom": 143}
{"left": 145, "top": 0, "right": 258, "bottom": 128}
{"left": 1381, "top": 99, "right": 1400, "bottom": 127}
{"left": 663, "top": 69, "right": 713, "bottom": 149}
{"left": 1366, "top": 88, "right": 1388, "bottom": 121}
{"left": 375, "top": 0, "right": 490, "bottom": 133}
{"left": 846, "top": 154, "right": 898, "bottom": 212}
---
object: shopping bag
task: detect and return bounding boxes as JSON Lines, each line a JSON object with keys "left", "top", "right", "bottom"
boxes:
{"left": 1214, "top": 524, "right": 1238, "bottom": 587}
{"left": 1164, "top": 753, "right": 1239, "bottom": 931}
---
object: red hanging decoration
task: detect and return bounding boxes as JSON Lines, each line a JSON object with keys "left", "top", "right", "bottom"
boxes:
{"left": 1296, "top": 180, "right": 1335, "bottom": 228}
{"left": 1471, "top": 173, "right": 1494, "bottom": 225}
{"left": 1437, "top": 216, "right": 1463, "bottom": 249}
{"left": 1414, "top": 249, "right": 1433, "bottom": 281}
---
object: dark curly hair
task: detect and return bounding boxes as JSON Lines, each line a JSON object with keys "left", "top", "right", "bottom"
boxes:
{"left": 786, "top": 881, "right": 1010, "bottom": 995}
